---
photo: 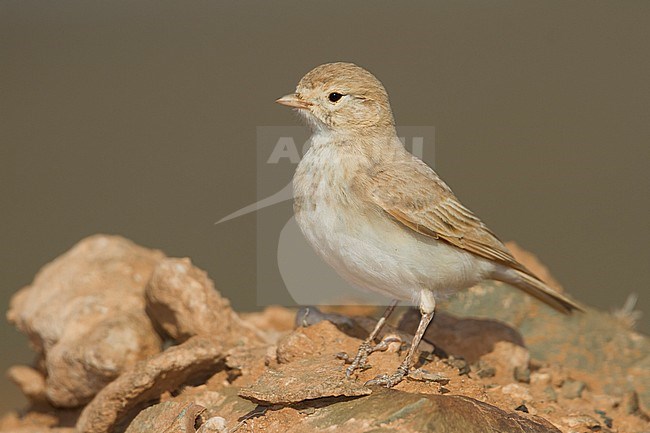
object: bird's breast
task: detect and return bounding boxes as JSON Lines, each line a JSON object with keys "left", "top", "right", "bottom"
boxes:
{"left": 291, "top": 137, "right": 490, "bottom": 302}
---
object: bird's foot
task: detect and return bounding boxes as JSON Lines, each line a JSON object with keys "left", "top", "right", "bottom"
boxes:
{"left": 344, "top": 340, "right": 373, "bottom": 377}
{"left": 343, "top": 335, "right": 402, "bottom": 378}
{"left": 365, "top": 362, "right": 409, "bottom": 388}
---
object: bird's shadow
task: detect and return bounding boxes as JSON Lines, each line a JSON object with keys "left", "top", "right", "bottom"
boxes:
{"left": 298, "top": 306, "right": 525, "bottom": 364}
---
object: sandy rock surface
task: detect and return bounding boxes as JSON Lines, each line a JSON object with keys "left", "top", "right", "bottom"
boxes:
{"left": 2, "top": 235, "right": 649, "bottom": 433}
{"left": 145, "top": 257, "right": 263, "bottom": 347}
{"left": 7, "top": 235, "right": 164, "bottom": 408}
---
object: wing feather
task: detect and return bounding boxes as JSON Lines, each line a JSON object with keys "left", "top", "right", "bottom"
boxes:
{"left": 365, "top": 156, "right": 535, "bottom": 277}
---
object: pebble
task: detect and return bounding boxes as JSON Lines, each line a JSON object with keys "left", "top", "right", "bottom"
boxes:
{"left": 408, "top": 369, "right": 450, "bottom": 385}
{"left": 624, "top": 391, "right": 639, "bottom": 415}
{"left": 514, "top": 365, "right": 531, "bottom": 383}
{"left": 501, "top": 383, "right": 532, "bottom": 402}
{"left": 514, "top": 404, "right": 529, "bottom": 413}
{"left": 197, "top": 417, "right": 228, "bottom": 433}
{"left": 594, "top": 409, "right": 613, "bottom": 429}
{"left": 446, "top": 356, "right": 470, "bottom": 376}
{"left": 543, "top": 386, "right": 557, "bottom": 403}
{"left": 472, "top": 360, "right": 496, "bottom": 379}
{"left": 561, "top": 380, "right": 586, "bottom": 400}
{"left": 561, "top": 415, "right": 601, "bottom": 431}
{"left": 530, "top": 372, "right": 552, "bottom": 386}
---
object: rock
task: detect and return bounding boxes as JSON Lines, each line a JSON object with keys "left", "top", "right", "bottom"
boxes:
{"left": 239, "top": 356, "right": 372, "bottom": 404}
{"left": 275, "top": 321, "right": 360, "bottom": 365}
{"left": 76, "top": 336, "right": 226, "bottom": 433}
{"left": 0, "top": 428, "right": 74, "bottom": 433}
{"left": 4, "top": 238, "right": 649, "bottom": 433}
{"left": 224, "top": 345, "right": 270, "bottom": 387}
{"left": 196, "top": 417, "right": 228, "bottom": 433}
{"left": 172, "top": 386, "right": 257, "bottom": 428}
{"left": 145, "top": 258, "right": 263, "bottom": 347}
{"left": 624, "top": 391, "right": 650, "bottom": 421}
{"left": 441, "top": 244, "right": 650, "bottom": 410}
{"left": 472, "top": 360, "right": 497, "bottom": 379}
{"left": 543, "top": 387, "right": 557, "bottom": 403}
{"left": 0, "top": 409, "right": 78, "bottom": 433}
{"left": 7, "top": 235, "right": 163, "bottom": 407}
{"left": 515, "top": 404, "right": 529, "bottom": 413}
{"left": 500, "top": 383, "right": 533, "bottom": 403}
{"left": 407, "top": 369, "right": 450, "bottom": 384}
{"left": 560, "top": 380, "right": 586, "bottom": 400}
{"left": 297, "top": 306, "right": 435, "bottom": 353}
{"left": 590, "top": 393, "right": 621, "bottom": 411}
{"left": 124, "top": 401, "right": 205, "bottom": 433}
{"left": 239, "top": 321, "right": 374, "bottom": 404}
{"left": 304, "top": 389, "right": 560, "bottom": 433}
{"left": 514, "top": 366, "right": 531, "bottom": 384}
{"left": 445, "top": 356, "right": 471, "bottom": 375}
{"left": 480, "top": 341, "right": 531, "bottom": 383}
{"left": 295, "top": 306, "right": 369, "bottom": 339}
{"left": 560, "top": 415, "right": 602, "bottom": 432}
{"left": 530, "top": 372, "right": 552, "bottom": 387}
{"left": 399, "top": 309, "right": 525, "bottom": 363}
{"left": 240, "top": 306, "right": 296, "bottom": 344}
{"left": 275, "top": 329, "right": 319, "bottom": 364}
{"left": 7, "top": 366, "right": 47, "bottom": 403}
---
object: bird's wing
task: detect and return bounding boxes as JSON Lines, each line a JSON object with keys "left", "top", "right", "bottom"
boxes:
{"left": 364, "top": 156, "right": 534, "bottom": 276}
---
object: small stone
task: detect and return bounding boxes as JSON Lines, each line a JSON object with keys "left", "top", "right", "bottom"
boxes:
{"left": 591, "top": 394, "right": 621, "bottom": 411}
{"left": 561, "top": 415, "right": 601, "bottom": 431}
{"left": 561, "top": 380, "right": 586, "bottom": 399}
{"left": 514, "top": 365, "right": 531, "bottom": 383}
{"left": 299, "top": 407, "right": 316, "bottom": 415}
{"left": 501, "top": 383, "right": 532, "bottom": 402}
{"left": 125, "top": 401, "right": 205, "bottom": 433}
{"left": 196, "top": 416, "right": 228, "bottom": 433}
{"left": 472, "top": 360, "right": 496, "bottom": 379}
{"left": 479, "top": 341, "right": 530, "bottom": 382}
{"left": 515, "top": 404, "right": 529, "bottom": 413}
{"left": 624, "top": 391, "right": 639, "bottom": 415}
{"left": 446, "top": 356, "right": 470, "bottom": 375}
{"left": 530, "top": 372, "right": 552, "bottom": 386}
{"left": 543, "top": 386, "right": 557, "bottom": 402}
{"left": 408, "top": 369, "right": 450, "bottom": 384}
{"left": 6, "top": 365, "right": 47, "bottom": 403}
{"left": 594, "top": 410, "right": 613, "bottom": 429}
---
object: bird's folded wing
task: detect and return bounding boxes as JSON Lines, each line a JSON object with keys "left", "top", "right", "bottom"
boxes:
{"left": 366, "top": 157, "right": 534, "bottom": 277}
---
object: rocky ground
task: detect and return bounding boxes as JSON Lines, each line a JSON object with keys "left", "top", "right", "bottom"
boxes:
{"left": 1, "top": 235, "right": 648, "bottom": 433}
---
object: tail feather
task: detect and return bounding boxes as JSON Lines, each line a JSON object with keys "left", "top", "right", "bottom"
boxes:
{"left": 494, "top": 268, "right": 584, "bottom": 314}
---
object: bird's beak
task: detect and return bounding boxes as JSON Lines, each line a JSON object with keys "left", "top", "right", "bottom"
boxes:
{"left": 275, "top": 93, "right": 312, "bottom": 110}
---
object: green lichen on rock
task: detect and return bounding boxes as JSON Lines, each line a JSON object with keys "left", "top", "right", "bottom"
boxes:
{"left": 442, "top": 281, "right": 650, "bottom": 409}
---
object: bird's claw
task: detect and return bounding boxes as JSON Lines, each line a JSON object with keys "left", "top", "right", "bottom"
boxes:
{"left": 364, "top": 365, "right": 408, "bottom": 388}
{"left": 370, "top": 335, "right": 402, "bottom": 353}
{"left": 345, "top": 340, "right": 373, "bottom": 378}
{"left": 344, "top": 334, "right": 403, "bottom": 378}
{"left": 335, "top": 352, "right": 351, "bottom": 363}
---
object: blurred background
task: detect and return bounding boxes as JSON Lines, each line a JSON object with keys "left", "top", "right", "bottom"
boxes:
{"left": 1, "top": 0, "right": 649, "bottom": 414}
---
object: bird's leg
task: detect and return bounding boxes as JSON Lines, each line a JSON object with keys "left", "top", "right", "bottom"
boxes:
{"left": 366, "top": 291, "right": 436, "bottom": 388}
{"left": 344, "top": 299, "right": 399, "bottom": 378}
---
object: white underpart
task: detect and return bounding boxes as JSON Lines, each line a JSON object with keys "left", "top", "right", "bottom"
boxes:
{"left": 293, "top": 130, "right": 495, "bottom": 306}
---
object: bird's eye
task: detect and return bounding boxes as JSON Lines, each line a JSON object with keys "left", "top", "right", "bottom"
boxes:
{"left": 328, "top": 92, "right": 344, "bottom": 103}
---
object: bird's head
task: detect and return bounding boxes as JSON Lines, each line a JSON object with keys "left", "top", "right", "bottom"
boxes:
{"left": 276, "top": 62, "right": 395, "bottom": 134}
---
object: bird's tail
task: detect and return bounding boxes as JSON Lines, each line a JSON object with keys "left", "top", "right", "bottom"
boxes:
{"left": 493, "top": 268, "right": 584, "bottom": 314}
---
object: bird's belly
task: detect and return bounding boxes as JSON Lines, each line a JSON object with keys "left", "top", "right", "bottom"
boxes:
{"left": 295, "top": 197, "right": 489, "bottom": 303}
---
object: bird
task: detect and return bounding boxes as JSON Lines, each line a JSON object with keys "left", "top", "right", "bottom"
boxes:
{"left": 276, "top": 62, "right": 582, "bottom": 387}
